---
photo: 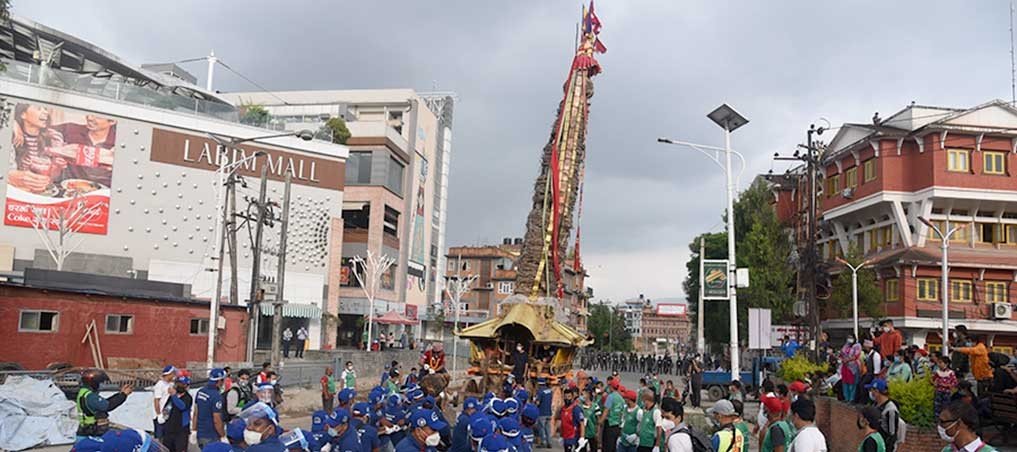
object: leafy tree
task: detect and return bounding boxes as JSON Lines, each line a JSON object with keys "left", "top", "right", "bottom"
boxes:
{"left": 320, "top": 117, "right": 351, "bottom": 144}
{"left": 587, "top": 302, "right": 632, "bottom": 351}
{"left": 828, "top": 245, "right": 884, "bottom": 320}
{"left": 239, "top": 103, "right": 270, "bottom": 126}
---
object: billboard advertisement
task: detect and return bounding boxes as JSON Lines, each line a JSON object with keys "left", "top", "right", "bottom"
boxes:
{"left": 656, "top": 304, "right": 687, "bottom": 316}
{"left": 5, "top": 103, "right": 116, "bottom": 234}
{"left": 702, "top": 260, "right": 729, "bottom": 299}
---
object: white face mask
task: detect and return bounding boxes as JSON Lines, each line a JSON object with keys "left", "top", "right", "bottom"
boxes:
{"left": 425, "top": 432, "right": 441, "bottom": 446}
{"left": 847, "top": 338, "right": 855, "bottom": 344}
{"left": 244, "top": 429, "right": 264, "bottom": 445}
{"left": 937, "top": 422, "right": 957, "bottom": 442}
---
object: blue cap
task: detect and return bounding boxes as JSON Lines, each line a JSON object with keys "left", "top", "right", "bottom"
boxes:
{"left": 463, "top": 397, "right": 480, "bottom": 412}
{"left": 409, "top": 409, "right": 448, "bottom": 431}
{"left": 353, "top": 402, "right": 372, "bottom": 416}
{"left": 338, "top": 387, "right": 355, "bottom": 403}
{"left": 201, "top": 443, "right": 233, "bottom": 452}
{"left": 522, "top": 404, "right": 539, "bottom": 421}
{"left": 537, "top": 377, "right": 548, "bottom": 385}
{"left": 329, "top": 408, "right": 352, "bottom": 426}
{"left": 91, "top": 429, "right": 154, "bottom": 452}
{"left": 257, "top": 382, "right": 274, "bottom": 391}
{"left": 208, "top": 368, "right": 226, "bottom": 381}
{"left": 499, "top": 417, "right": 520, "bottom": 437}
{"left": 311, "top": 410, "right": 328, "bottom": 433}
{"left": 505, "top": 398, "right": 519, "bottom": 413}
{"left": 409, "top": 389, "right": 425, "bottom": 401}
{"left": 387, "top": 394, "right": 402, "bottom": 407}
{"left": 162, "top": 365, "right": 177, "bottom": 375}
{"left": 865, "top": 378, "right": 889, "bottom": 393}
{"left": 227, "top": 419, "right": 247, "bottom": 440}
{"left": 491, "top": 399, "right": 507, "bottom": 416}
{"left": 469, "top": 414, "right": 492, "bottom": 440}
{"left": 177, "top": 376, "right": 191, "bottom": 386}
{"left": 370, "top": 387, "right": 386, "bottom": 404}
{"left": 279, "top": 428, "right": 309, "bottom": 451}
{"left": 515, "top": 389, "right": 529, "bottom": 402}
{"left": 422, "top": 395, "right": 436, "bottom": 408}
{"left": 480, "top": 434, "right": 511, "bottom": 452}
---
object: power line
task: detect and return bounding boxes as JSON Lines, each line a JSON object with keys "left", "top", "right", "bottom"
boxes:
{"left": 215, "top": 59, "right": 291, "bottom": 106}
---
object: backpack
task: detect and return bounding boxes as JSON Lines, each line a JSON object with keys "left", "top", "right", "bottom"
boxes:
{"left": 669, "top": 426, "right": 713, "bottom": 452}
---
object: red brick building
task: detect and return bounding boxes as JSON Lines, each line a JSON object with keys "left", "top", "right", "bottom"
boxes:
{"left": 773, "top": 100, "right": 1017, "bottom": 353}
{"left": 1, "top": 283, "right": 248, "bottom": 369}
{"left": 638, "top": 303, "right": 691, "bottom": 354}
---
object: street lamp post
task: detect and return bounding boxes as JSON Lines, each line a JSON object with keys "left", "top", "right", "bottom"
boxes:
{"left": 918, "top": 216, "right": 966, "bottom": 356}
{"left": 445, "top": 254, "right": 479, "bottom": 378}
{"left": 835, "top": 257, "right": 872, "bottom": 341}
{"left": 206, "top": 129, "right": 313, "bottom": 367}
{"left": 658, "top": 103, "right": 749, "bottom": 378}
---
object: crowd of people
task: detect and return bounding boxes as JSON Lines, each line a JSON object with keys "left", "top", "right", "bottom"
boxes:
{"left": 579, "top": 351, "right": 720, "bottom": 376}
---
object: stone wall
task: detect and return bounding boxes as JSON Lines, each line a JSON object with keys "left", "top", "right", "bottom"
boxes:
{"left": 250, "top": 349, "right": 470, "bottom": 390}
{"left": 813, "top": 397, "right": 947, "bottom": 452}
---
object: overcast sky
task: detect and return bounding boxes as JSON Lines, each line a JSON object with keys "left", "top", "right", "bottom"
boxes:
{"left": 18, "top": 1, "right": 1016, "bottom": 303}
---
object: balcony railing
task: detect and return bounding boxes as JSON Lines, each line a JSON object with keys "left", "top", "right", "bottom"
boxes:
{"left": 1, "top": 59, "right": 239, "bottom": 122}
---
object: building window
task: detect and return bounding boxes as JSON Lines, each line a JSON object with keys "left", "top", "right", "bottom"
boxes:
{"left": 870, "top": 225, "right": 893, "bottom": 250}
{"left": 917, "top": 278, "right": 939, "bottom": 301}
{"left": 978, "top": 223, "right": 1001, "bottom": 244}
{"left": 1007, "top": 224, "right": 1017, "bottom": 244}
{"left": 984, "top": 151, "right": 1007, "bottom": 175}
{"left": 105, "top": 314, "right": 133, "bottom": 334}
{"left": 986, "top": 281, "right": 1008, "bottom": 303}
{"left": 381, "top": 266, "right": 395, "bottom": 290}
{"left": 190, "top": 318, "right": 209, "bottom": 335}
{"left": 947, "top": 149, "right": 970, "bottom": 173}
{"left": 498, "top": 282, "right": 514, "bottom": 294}
{"left": 383, "top": 206, "right": 400, "bottom": 238}
{"left": 19, "top": 310, "right": 58, "bottom": 332}
{"left": 845, "top": 167, "right": 858, "bottom": 188}
{"left": 342, "top": 204, "right": 371, "bottom": 230}
{"left": 340, "top": 257, "right": 364, "bottom": 288}
{"left": 951, "top": 280, "right": 973, "bottom": 302}
{"left": 885, "top": 279, "right": 899, "bottom": 302}
{"left": 386, "top": 157, "right": 405, "bottom": 193}
{"left": 932, "top": 220, "right": 969, "bottom": 244}
{"left": 863, "top": 159, "right": 876, "bottom": 183}
{"left": 826, "top": 174, "right": 841, "bottom": 198}
{"left": 345, "top": 151, "right": 373, "bottom": 184}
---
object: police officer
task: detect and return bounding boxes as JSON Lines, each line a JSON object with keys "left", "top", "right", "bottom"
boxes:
{"left": 75, "top": 369, "right": 132, "bottom": 441}
{"left": 452, "top": 398, "right": 479, "bottom": 452}
{"left": 396, "top": 409, "right": 447, "bottom": 452}
{"left": 353, "top": 403, "right": 381, "bottom": 452}
{"left": 197, "top": 368, "right": 228, "bottom": 447}
{"left": 328, "top": 408, "right": 363, "bottom": 452}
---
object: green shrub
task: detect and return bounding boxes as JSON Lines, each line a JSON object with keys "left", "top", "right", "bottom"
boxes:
{"left": 888, "top": 374, "right": 935, "bottom": 429}
{"left": 776, "top": 354, "right": 828, "bottom": 382}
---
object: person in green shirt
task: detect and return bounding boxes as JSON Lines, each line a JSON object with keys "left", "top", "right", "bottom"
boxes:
{"left": 886, "top": 350, "right": 913, "bottom": 383}
{"left": 618, "top": 390, "right": 640, "bottom": 452}
{"left": 939, "top": 400, "right": 997, "bottom": 452}
{"left": 760, "top": 396, "right": 794, "bottom": 452}
{"left": 857, "top": 406, "right": 886, "bottom": 452}
{"left": 320, "top": 367, "right": 336, "bottom": 413}
{"left": 729, "top": 400, "right": 751, "bottom": 452}
{"left": 599, "top": 378, "right": 626, "bottom": 452}
{"left": 636, "top": 391, "right": 662, "bottom": 452}
{"left": 581, "top": 388, "right": 602, "bottom": 452}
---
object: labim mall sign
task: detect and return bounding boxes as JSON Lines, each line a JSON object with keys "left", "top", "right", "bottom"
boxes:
{"left": 150, "top": 128, "right": 344, "bottom": 191}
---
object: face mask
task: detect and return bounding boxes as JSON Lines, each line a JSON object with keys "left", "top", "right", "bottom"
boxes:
{"left": 937, "top": 422, "right": 957, "bottom": 442}
{"left": 791, "top": 395, "right": 799, "bottom": 403}
{"left": 708, "top": 417, "right": 720, "bottom": 428}
{"left": 847, "top": 338, "right": 855, "bottom": 344}
{"left": 883, "top": 327, "right": 890, "bottom": 333}
{"left": 868, "top": 392, "right": 876, "bottom": 401}
{"left": 244, "top": 429, "right": 264, "bottom": 445}
{"left": 894, "top": 357, "right": 901, "bottom": 363}
{"left": 425, "top": 432, "right": 441, "bottom": 446}
{"left": 328, "top": 428, "right": 338, "bottom": 436}
{"left": 857, "top": 419, "right": 867, "bottom": 430}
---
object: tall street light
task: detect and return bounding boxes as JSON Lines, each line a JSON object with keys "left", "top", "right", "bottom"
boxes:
{"left": 835, "top": 256, "right": 873, "bottom": 341}
{"left": 918, "top": 216, "right": 967, "bottom": 356}
{"left": 445, "top": 254, "right": 479, "bottom": 378}
{"left": 205, "top": 129, "right": 313, "bottom": 368}
{"left": 658, "top": 103, "right": 749, "bottom": 378}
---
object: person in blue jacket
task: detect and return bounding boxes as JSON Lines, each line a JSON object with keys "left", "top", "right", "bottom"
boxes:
{"left": 469, "top": 412, "right": 494, "bottom": 452}
{"left": 491, "top": 400, "right": 508, "bottom": 419}
{"left": 514, "top": 390, "right": 530, "bottom": 411}
{"left": 196, "top": 368, "right": 228, "bottom": 448}
{"left": 451, "top": 397, "right": 480, "bottom": 452}
{"left": 395, "top": 409, "right": 447, "bottom": 452}
{"left": 479, "top": 434, "right": 511, "bottom": 452}
{"left": 163, "top": 376, "right": 193, "bottom": 452}
{"left": 226, "top": 418, "right": 248, "bottom": 452}
{"left": 535, "top": 379, "right": 553, "bottom": 449}
{"left": 505, "top": 398, "right": 519, "bottom": 419}
{"left": 71, "top": 428, "right": 158, "bottom": 452}
{"left": 328, "top": 408, "right": 363, "bottom": 452}
{"left": 337, "top": 388, "right": 356, "bottom": 412}
{"left": 307, "top": 410, "right": 331, "bottom": 452}
{"left": 520, "top": 405, "right": 538, "bottom": 452}
{"left": 500, "top": 417, "right": 523, "bottom": 452}
{"left": 241, "top": 402, "right": 285, "bottom": 452}
{"left": 353, "top": 402, "right": 381, "bottom": 452}
{"left": 204, "top": 442, "right": 235, "bottom": 452}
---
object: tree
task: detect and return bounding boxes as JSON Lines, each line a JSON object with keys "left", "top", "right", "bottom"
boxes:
{"left": 683, "top": 232, "right": 728, "bottom": 347}
{"left": 587, "top": 302, "right": 632, "bottom": 352}
{"left": 320, "top": 117, "right": 351, "bottom": 144}
{"left": 352, "top": 251, "right": 396, "bottom": 349}
{"left": 239, "top": 103, "right": 270, "bottom": 127}
{"left": 30, "top": 197, "right": 103, "bottom": 271}
{"left": 828, "top": 245, "right": 884, "bottom": 321}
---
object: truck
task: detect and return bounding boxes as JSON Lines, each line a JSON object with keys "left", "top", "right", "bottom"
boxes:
{"left": 700, "top": 355, "right": 783, "bottom": 401}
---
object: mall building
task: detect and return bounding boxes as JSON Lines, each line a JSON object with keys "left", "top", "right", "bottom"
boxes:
{"left": 223, "top": 89, "right": 456, "bottom": 348}
{"left": 0, "top": 16, "right": 349, "bottom": 368}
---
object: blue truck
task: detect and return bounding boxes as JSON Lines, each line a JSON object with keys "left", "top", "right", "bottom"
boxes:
{"left": 700, "top": 355, "right": 783, "bottom": 400}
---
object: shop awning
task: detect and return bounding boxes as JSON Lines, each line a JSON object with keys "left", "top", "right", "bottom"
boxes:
{"left": 374, "top": 310, "right": 418, "bottom": 325}
{"left": 258, "top": 303, "right": 322, "bottom": 318}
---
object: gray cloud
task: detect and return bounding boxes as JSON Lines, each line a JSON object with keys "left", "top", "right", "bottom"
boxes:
{"left": 17, "top": 0, "right": 1014, "bottom": 302}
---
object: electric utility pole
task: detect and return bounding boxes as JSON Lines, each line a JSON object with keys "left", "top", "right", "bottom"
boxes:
{"left": 247, "top": 166, "right": 269, "bottom": 362}
{"left": 270, "top": 172, "right": 292, "bottom": 366}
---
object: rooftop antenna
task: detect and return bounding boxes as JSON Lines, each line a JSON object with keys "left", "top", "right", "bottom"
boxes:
{"left": 1011, "top": 0, "right": 1015, "bottom": 104}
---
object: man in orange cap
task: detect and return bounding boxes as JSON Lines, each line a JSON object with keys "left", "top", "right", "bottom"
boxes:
{"left": 787, "top": 381, "right": 809, "bottom": 403}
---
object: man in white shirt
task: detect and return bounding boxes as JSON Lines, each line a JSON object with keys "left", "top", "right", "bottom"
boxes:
{"left": 660, "top": 397, "right": 693, "bottom": 452}
{"left": 295, "top": 326, "right": 309, "bottom": 358}
{"left": 789, "top": 398, "right": 827, "bottom": 452}
{"left": 151, "top": 365, "right": 176, "bottom": 439}
{"left": 282, "top": 327, "right": 293, "bottom": 358}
